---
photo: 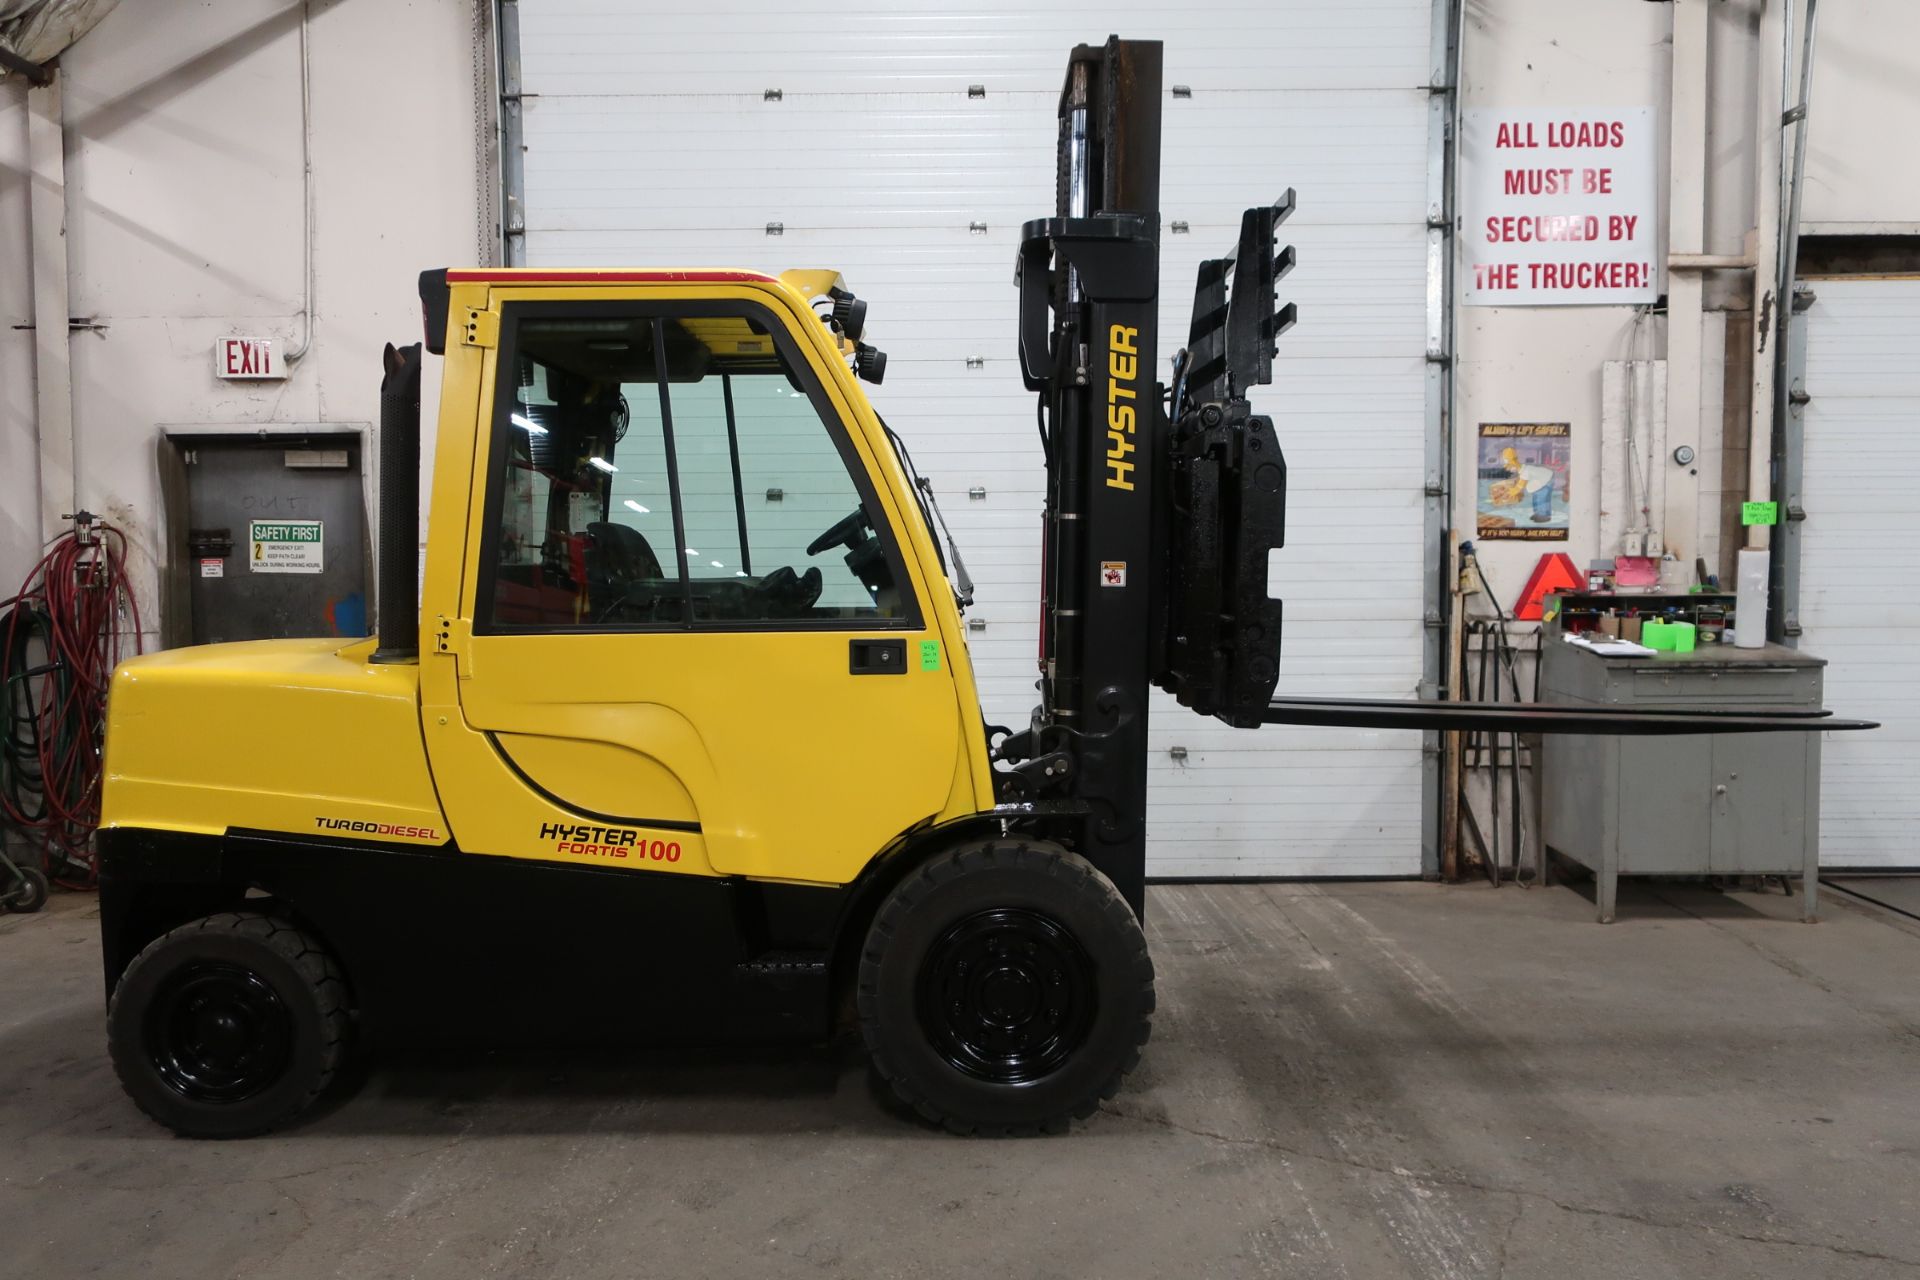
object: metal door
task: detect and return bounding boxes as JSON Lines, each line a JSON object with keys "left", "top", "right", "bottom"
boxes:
{"left": 1799, "top": 280, "right": 1920, "bottom": 868}
{"left": 178, "top": 435, "right": 371, "bottom": 644}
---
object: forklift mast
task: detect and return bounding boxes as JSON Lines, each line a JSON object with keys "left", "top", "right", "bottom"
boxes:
{"left": 1008, "top": 37, "right": 1294, "bottom": 913}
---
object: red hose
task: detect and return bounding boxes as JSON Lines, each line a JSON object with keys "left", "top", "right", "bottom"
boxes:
{"left": 1, "top": 520, "right": 144, "bottom": 889}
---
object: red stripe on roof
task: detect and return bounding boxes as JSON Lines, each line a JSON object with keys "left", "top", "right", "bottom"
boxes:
{"left": 443, "top": 268, "right": 780, "bottom": 285}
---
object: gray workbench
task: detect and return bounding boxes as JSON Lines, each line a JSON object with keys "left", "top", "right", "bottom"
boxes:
{"left": 1539, "top": 637, "right": 1825, "bottom": 922}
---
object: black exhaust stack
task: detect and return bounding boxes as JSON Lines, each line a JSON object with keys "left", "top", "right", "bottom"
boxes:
{"left": 370, "top": 341, "right": 423, "bottom": 664}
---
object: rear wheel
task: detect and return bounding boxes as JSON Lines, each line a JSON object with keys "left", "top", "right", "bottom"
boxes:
{"left": 108, "top": 913, "right": 350, "bottom": 1138}
{"left": 857, "top": 840, "right": 1153, "bottom": 1135}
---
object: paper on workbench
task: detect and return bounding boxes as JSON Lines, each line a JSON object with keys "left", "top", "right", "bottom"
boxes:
{"left": 1562, "top": 633, "right": 1657, "bottom": 657}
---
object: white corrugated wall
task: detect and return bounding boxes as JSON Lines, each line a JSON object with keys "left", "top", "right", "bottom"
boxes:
{"left": 1800, "top": 279, "right": 1920, "bottom": 869}
{"left": 514, "top": 0, "right": 1433, "bottom": 876}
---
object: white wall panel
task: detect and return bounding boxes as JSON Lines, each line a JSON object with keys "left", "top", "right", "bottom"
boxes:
{"left": 518, "top": 0, "right": 1432, "bottom": 876}
{"left": 1803, "top": 0, "right": 1920, "bottom": 232}
{"left": 0, "top": 78, "right": 36, "bottom": 588}
{"left": 1800, "top": 280, "right": 1920, "bottom": 869}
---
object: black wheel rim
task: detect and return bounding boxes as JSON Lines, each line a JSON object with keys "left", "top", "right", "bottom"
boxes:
{"left": 916, "top": 908, "right": 1096, "bottom": 1084}
{"left": 144, "top": 961, "right": 293, "bottom": 1103}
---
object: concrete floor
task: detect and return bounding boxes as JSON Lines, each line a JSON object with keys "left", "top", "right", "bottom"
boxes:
{"left": 3, "top": 880, "right": 1918, "bottom": 1279}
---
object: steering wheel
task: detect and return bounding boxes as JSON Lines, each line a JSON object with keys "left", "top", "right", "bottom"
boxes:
{"left": 807, "top": 507, "right": 872, "bottom": 557}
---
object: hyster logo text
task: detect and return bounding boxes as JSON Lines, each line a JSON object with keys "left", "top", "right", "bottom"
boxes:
{"left": 1105, "top": 324, "right": 1139, "bottom": 491}
{"left": 538, "top": 822, "right": 683, "bottom": 863}
{"left": 539, "top": 822, "right": 639, "bottom": 847}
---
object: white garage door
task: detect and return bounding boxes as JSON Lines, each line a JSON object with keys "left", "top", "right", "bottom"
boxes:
{"left": 516, "top": 1, "right": 1433, "bottom": 876}
{"left": 1800, "top": 279, "right": 1920, "bottom": 869}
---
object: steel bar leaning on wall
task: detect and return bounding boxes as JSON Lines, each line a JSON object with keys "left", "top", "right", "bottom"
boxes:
{"left": 1746, "top": 0, "right": 1790, "bottom": 557}
{"left": 1775, "top": 284, "right": 1813, "bottom": 644}
{"left": 281, "top": 1, "right": 314, "bottom": 365}
{"left": 1769, "top": 0, "right": 1820, "bottom": 642}
{"left": 27, "top": 72, "right": 74, "bottom": 542}
{"left": 1422, "top": 0, "right": 1464, "bottom": 878}
{"left": 497, "top": 0, "right": 526, "bottom": 267}
{"left": 1664, "top": 0, "right": 1709, "bottom": 572}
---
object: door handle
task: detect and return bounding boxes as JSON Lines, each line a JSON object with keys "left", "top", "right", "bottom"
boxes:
{"left": 849, "top": 639, "right": 907, "bottom": 675}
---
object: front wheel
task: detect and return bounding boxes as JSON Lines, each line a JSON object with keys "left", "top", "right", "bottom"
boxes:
{"left": 857, "top": 840, "right": 1154, "bottom": 1135}
{"left": 108, "top": 913, "right": 350, "bottom": 1138}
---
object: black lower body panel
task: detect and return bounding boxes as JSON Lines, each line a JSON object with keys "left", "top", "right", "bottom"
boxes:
{"left": 98, "top": 828, "right": 846, "bottom": 1049}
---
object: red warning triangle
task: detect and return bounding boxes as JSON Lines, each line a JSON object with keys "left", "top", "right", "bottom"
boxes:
{"left": 1514, "top": 552, "right": 1582, "bottom": 621}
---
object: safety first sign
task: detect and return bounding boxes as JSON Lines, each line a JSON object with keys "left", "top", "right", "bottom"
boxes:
{"left": 1462, "top": 108, "right": 1658, "bottom": 306}
{"left": 249, "top": 520, "right": 324, "bottom": 574}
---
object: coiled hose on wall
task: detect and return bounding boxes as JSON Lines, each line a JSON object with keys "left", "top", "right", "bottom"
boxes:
{"left": 1, "top": 517, "right": 143, "bottom": 889}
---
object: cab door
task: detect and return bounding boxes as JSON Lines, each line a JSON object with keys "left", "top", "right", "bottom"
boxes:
{"left": 432, "top": 293, "right": 961, "bottom": 885}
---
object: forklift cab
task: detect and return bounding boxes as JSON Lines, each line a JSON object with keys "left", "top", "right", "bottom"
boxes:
{"left": 416, "top": 271, "right": 993, "bottom": 887}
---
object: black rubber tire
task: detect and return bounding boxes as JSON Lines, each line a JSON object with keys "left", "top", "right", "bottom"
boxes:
{"left": 857, "top": 840, "right": 1154, "bottom": 1136}
{"left": 4, "top": 866, "right": 48, "bottom": 914}
{"left": 107, "top": 913, "right": 350, "bottom": 1138}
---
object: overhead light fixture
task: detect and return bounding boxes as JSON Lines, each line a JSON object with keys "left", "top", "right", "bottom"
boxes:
{"left": 511, "top": 413, "right": 547, "bottom": 435}
{"left": 685, "top": 547, "right": 698, "bottom": 556}
{"left": 710, "top": 560, "right": 724, "bottom": 568}
{"left": 623, "top": 499, "right": 649, "bottom": 515}
{"left": 588, "top": 456, "right": 617, "bottom": 473}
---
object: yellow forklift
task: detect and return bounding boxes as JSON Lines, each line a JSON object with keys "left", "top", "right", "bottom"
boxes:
{"left": 96, "top": 38, "right": 1866, "bottom": 1138}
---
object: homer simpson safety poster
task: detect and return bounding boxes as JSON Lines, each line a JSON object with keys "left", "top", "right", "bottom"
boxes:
{"left": 1476, "top": 423, "right": 1570, "bottom": 541}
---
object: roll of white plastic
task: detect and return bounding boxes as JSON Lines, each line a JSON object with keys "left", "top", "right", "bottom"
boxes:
{"left": 1735, "top": 547, "right": 1769, "bottom": 648}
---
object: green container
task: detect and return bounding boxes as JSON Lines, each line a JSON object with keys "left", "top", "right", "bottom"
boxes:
{"left": 1642, "top": 619, "right": 1677, "bottom": 651}
{"left": 1670, "top": 622, "right": 1697, "bottom": 653}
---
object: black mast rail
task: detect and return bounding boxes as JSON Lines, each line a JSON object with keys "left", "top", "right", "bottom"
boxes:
{"left": 1007, "top": 36, "right": 1165, "bottom": 916}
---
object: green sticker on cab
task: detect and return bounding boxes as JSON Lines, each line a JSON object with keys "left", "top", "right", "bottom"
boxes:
{"left": 920, "top": 640, "right": 941, "bottom": 672}
{"left": 1741, "top": 501, "right": 1779, "bottom": 526}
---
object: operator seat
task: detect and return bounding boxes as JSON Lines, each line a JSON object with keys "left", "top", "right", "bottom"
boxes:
{"left": 584, "top": 521, "right": 667, "bottom": 621}
{"left": 585, "top": 521, "right": 663, "bottom": 580}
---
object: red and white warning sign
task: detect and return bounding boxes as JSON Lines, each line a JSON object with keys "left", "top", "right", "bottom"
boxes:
{"left": 1462, "top": 108, "right": 1658, "bottom": 307}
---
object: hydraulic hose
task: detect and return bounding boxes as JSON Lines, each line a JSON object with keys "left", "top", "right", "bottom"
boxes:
{"left": 0, "top": 519, "right": 143, "bottom": 888}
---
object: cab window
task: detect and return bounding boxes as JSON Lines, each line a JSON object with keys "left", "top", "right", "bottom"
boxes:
{"left": 478, "top": 305, "right": 910, "bottom": 631}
